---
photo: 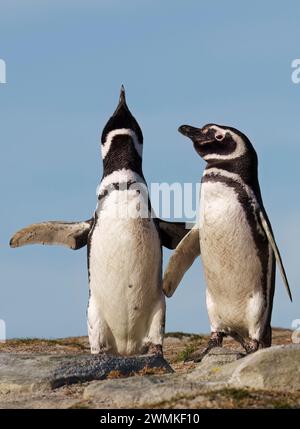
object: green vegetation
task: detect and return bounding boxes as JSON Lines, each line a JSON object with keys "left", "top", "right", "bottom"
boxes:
{"left": 177, "top": 344, "right": 199, "bottom": 362}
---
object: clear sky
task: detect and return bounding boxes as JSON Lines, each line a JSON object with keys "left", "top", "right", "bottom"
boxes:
{"left": 0, "top": 0, "right": 299, "bottom": 339}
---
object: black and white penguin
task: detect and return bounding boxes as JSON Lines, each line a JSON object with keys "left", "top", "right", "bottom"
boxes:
{"left": 10, "top": 87, "right": 188, "bottom": 356}
{"left": 163, "top": 123, "right": 292, "bottom": 359}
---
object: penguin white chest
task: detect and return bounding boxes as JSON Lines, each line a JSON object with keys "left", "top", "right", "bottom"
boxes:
{"left": 199, "top": 181, "right": 264, "bottom": 334}
{"left": 88, "top": 189, "right": 163, "bottom": 354}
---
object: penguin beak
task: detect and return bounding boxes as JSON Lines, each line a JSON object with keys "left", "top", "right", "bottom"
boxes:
{"left": 178, "top": 125, "right": 208, "bottom": 143}
{"left": 113, "top": 85, "right": 129, "bottom": 116}
{"left": 119, "top": 84, "right": 126, "bottom": 105}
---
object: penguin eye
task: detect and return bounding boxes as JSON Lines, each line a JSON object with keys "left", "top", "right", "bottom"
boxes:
{"left": 215, "top": 134, "right": 225, "bottom": 141}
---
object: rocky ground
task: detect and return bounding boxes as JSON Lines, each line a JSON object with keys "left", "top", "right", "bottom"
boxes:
{"left": 0, "top": 328, "right": 299, "bottom": 409}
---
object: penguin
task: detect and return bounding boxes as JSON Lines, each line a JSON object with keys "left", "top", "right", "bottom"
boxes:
{"left": 163, "top": 123, "right": 292, "bottom": 360}
{"left": 10, "top": 87, "right": 188, "bottom": 356}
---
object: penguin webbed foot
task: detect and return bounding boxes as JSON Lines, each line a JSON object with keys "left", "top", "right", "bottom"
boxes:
{"left": 146, "top": 343, "right": 163, "bottom": 358}
{"left": 90, "top": 344, "right": 112, "bottom": 356}
{"left": 230, "top": 332, "right": 260, "bottom": 355}
{"left": 185, "top": 331, "right": 225, "bottom": 363}
{"left": 243, "top": 338, "right": 260, "bottom": 354}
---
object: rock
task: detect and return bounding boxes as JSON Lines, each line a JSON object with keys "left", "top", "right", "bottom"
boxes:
{"left": 51, "top": 354, "right": 173, "bottom": 389}
{"left": 186, "top": 347, "right": 244, "bottom": 383}
{"left": 83, "top": 348, "right": 244, "bottom": 408}
{"left": 0, "top": 354, "right": 57, "bottom": 394}
{"left": 211, "top": 345, "right": 300, "bottom": 392}
{"left": 1, "top": 332, "right": 299, "bottom": 408}
{"left": 201, "top": 347, "right": 245, "bottom": 364}
{"left": 0, "top": 353, "right": 173, "bottom": 394}
{"left": 83, "top": 374, "right": 212, "bottom": 408}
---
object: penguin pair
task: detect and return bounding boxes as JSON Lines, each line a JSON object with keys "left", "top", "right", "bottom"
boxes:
{"left": 163, "top": 123, "right": 292, "bottom": 360}
{"left": 11, "top": 90, "right": 291, "bottom": 359}
{"left": 10, "top": 87, "right": 188, "bottom": 357}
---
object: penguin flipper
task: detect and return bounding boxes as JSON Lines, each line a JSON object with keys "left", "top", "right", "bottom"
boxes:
{"left": 10, "top": 219, "right": 93, "bottom": 250}
{"left": 163, "top": 225, "right": 200, "bottom": 297}
{"left": 157, "top": 219, "right": 190, "bottom": 249}
{"left": 259, "top": 210, "right": 292, "bottom": 302}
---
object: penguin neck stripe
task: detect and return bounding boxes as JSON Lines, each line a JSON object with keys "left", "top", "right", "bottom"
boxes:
{"left": 203, "top": 168, "right": 265, "bottom": 239}
{"left": 101, "top": 129, "right": 142, "bottom": 159}
{"left": 97, "top": 169, "right": 145, "bottom": 196}
{"left": 203, "top": 167, "right": 262, "bottom": 228}
{"left": 98, "top": 180, "right": 139, "bottom": 201}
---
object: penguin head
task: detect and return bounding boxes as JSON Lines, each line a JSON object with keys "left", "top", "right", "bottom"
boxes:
{"left": 178, "top": 123, "right": 257, "bottom": 164}
{"left": 101, "top": 86, "right": 144, "bottom": 174}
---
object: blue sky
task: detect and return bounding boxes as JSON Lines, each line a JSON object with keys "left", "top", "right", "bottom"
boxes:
{"left": 0, "top": 0, "right": 299, "bottom": 339}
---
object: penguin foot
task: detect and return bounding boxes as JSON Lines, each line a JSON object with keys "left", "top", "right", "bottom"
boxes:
{"left": 185, "top": 331, "right": 225, "bottom": 363}
{"left": 147, "top": 343, "right": 163, "bottom": 357}
{"left": 90, "top": 344, "right": 112, "bottom": 356}
{"left": 243, "top": 339, "right": 259, "bottom": 354}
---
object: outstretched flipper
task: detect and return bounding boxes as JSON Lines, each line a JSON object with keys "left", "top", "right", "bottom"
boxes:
{"left": 10, "top": 219, "right": 93, "bottom": 250}
{"left": 163, "top": 225, "right": 200, "bottom": 297}
{"left": 258, "top": 209, "right": 292, "bottom": 301}
{"left": 157, "top": 219, "right": 190, "bottom": 250}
